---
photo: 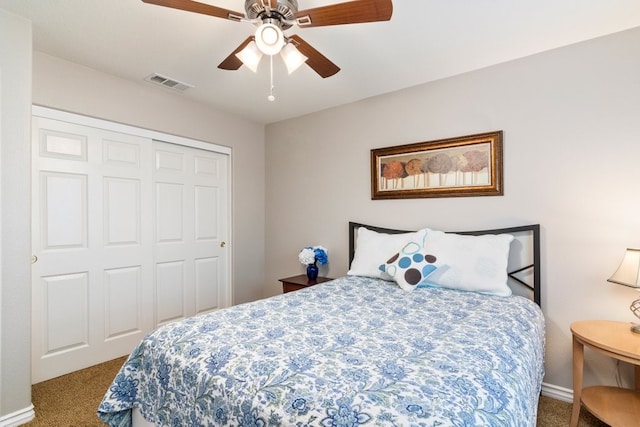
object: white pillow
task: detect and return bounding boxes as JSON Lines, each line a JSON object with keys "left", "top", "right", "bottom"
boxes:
{"left": 420, "top": 229, "right": 514, "bottom": 296}
{"left": 347, "top": 227, "right": 416, "bottom": 280}
{"left": 380, "top": 228, "right": 440, "bottom": 291}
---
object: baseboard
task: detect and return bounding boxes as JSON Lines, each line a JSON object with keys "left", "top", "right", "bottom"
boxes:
{"left": 0, "top": 404, "right": 34, "bottom": 427}
{"left": 541, "top": 382, "right": 573, "bottom": 403}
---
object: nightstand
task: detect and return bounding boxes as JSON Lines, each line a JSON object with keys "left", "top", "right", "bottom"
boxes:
{"left": 279, "top": 274, "right": 332, "bottom": 293}
{"left": 570, "top": 320, "right": 640, "bottom": 427}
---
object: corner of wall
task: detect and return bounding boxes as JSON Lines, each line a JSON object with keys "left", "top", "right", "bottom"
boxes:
{"left": 0, "top": 6, "right": 33, "bottom": 421}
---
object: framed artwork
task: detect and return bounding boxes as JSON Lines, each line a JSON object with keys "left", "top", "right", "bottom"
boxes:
{"left": 371, "top": 131, "right": 503, "bottom": 199}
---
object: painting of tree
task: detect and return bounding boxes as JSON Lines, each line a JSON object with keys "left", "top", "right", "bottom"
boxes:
{"left": 371, "top": 131, "right": 503, "bottom": 199}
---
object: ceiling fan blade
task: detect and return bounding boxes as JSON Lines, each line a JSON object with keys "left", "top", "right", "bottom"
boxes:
{"left": 218, "top": 36, "right": 254, "bottom": 70}
{"left": 295, "top": 0, "right": 392, "bottom": 28}
{"left": 142, "top": 0, "right": 245, "bottom": 22}
{"left": 289, "top": 35, "right": 340, "bottom": 78}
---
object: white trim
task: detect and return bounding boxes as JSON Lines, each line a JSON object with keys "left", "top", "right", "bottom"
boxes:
{"left": 541, "top": 382, "right": 573, "bottom": 403}
{"left": 0, "top": 65, "right": 3, "bottom": 425}
{"left": 31, "top": 105, "right": 232, "bottom": 155}
{"left": 0, "top": 404, "right": 34, "bottom": 427}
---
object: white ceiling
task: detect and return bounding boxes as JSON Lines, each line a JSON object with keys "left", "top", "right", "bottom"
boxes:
{"left": 2, "top": 0, "right": 640, "bottom": 124}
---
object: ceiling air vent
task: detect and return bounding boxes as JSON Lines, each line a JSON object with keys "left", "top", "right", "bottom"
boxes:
{"left": 145, "top": 73, "right": 193, "bottom": 92}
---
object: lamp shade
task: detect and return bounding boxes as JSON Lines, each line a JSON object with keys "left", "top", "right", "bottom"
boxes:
{"left": 607, "top": 248, "right": 640, "bottom": 288}
{"left": 235, "top": 41, "right": 263, "bottom": 73}
{"left": 280, "top": 43, "right": 308, "bottom": 74}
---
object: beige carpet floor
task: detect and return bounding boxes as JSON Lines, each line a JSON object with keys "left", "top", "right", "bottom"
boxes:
{"left": 25, "top": 357, "right": 608, "bottom": 426}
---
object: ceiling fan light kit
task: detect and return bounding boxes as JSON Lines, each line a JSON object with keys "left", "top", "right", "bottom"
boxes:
{"left": 142, "top": 0, "right": 393, "bottom": 96}
{"left": 235, "top": 41, "right": 263, "bottom": 72}
{"left": 254, "top": 22, "right": 285, "bottom": 55}
{"left": 280, "top": 42, "right": 308, "bottom": 74}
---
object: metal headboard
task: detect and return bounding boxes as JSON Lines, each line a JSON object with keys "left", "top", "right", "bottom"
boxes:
{"left": 348, "top": 222, "right": 541, "bottom": 306}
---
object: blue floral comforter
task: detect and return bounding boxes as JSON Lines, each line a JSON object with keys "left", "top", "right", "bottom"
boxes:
{"left": 98, "top": 275, "right": 545, "bottom": 426}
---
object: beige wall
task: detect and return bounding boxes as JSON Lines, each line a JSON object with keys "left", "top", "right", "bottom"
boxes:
{"left": 33, "top": 52, "right": 267, "bottom": 305}
{"left": 266, "top": 26, "right": 640, "bottom": 393}
{"left": 0, "top": 8, "right": 33, "bottom": 423}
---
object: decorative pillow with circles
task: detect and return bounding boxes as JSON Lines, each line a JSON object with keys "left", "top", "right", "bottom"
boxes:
{"left": 379, "top": 228, "right": 440, "bottom": 291}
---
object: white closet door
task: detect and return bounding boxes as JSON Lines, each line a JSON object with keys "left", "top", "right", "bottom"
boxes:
{"left": 31, "top": 116, "right": 230, "bottom": 383}
{"left": 153, "top": 140, "right": 229, "bottom": 325}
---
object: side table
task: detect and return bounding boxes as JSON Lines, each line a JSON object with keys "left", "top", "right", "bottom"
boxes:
{"left": 279, "top": 274, "right": 332, "bottom": 293}
{"left": 570, "top": 320, "right": 640, "bottom": 427}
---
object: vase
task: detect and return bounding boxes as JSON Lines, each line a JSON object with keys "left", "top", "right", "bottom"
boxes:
{"left": 306, "top": 263, "right": 319, "bottom": 280}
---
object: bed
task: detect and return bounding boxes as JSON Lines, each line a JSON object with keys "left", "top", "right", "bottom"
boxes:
{"left": 98, "top": 222, "right": 545, "bottom": 426}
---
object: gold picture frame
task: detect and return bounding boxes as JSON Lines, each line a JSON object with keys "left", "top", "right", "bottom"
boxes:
{"left": 371, "top": 131, "right": 503, "bottom": 199}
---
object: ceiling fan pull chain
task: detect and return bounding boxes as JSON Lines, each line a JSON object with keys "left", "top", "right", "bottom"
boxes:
{"left": 268, "top": 55, "right": 275, "bottom": 102}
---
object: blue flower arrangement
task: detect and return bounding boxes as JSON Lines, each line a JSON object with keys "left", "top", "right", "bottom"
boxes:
{"left": 298, "top": 246, "right": 328, "bottom": 266}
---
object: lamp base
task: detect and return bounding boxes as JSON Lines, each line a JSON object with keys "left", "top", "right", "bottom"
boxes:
{"left": 631, "top": 297, "right": 640, "bottom": 332}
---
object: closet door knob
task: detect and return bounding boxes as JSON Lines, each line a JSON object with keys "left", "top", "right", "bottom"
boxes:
{"left": 220, "top": 242, "right": 226, "bottom": 248}
{"left": 32, "top": 255, "right": 38, "bottom": 264}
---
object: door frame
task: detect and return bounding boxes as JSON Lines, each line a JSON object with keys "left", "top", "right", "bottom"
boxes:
{"left": 31, "top": 105, "right": 233, "bottom": 308}
{"left": 32, "top": 106, "right": 232, "bottom": 154}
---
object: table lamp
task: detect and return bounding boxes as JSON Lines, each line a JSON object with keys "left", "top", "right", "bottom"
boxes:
{"left": 607, "top": 248, "right": 640, "bottom": 333}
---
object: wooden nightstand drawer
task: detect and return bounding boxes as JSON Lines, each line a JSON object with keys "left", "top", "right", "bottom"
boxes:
{"left": 279, "top": 274, "right": 332, "bottom": 293}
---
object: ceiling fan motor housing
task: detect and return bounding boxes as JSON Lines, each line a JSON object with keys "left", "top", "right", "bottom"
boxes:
{"left": 245, "top": 0, "right": 298, "bottom": 29}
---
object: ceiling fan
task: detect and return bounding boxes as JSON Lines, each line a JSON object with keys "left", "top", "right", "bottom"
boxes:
{"left": 142, "top": 0, "right": 393, "bottom": 78}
